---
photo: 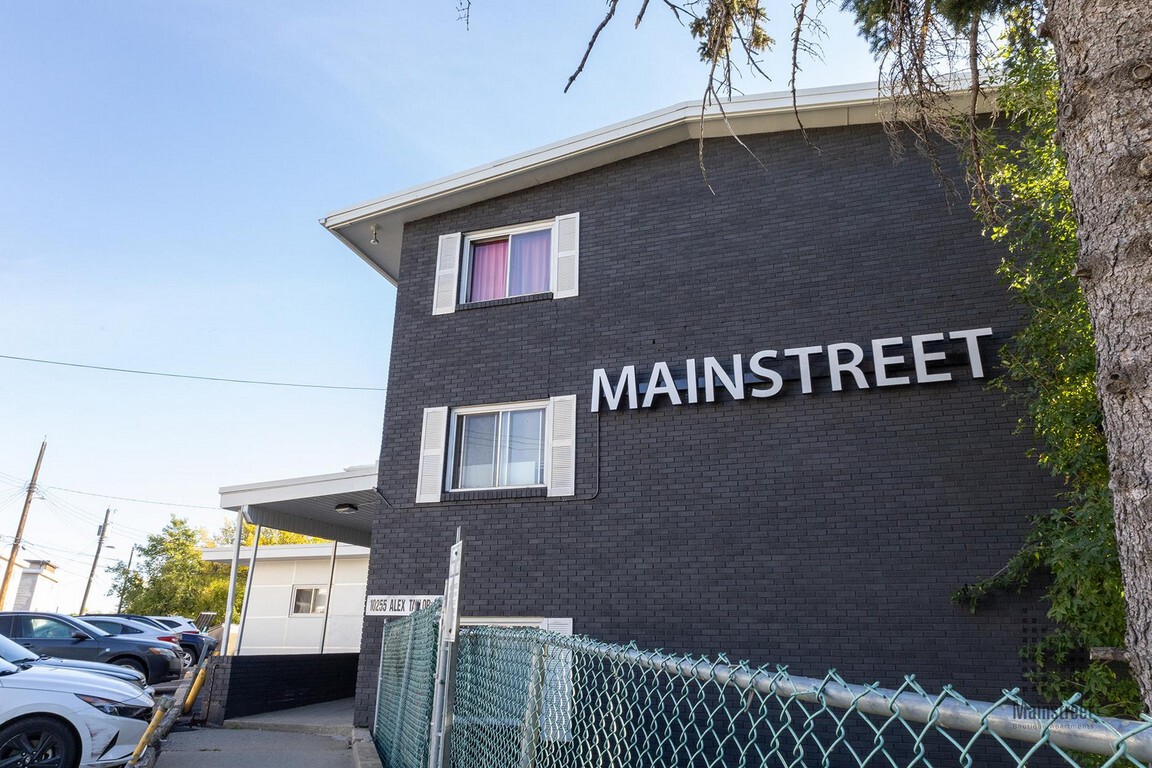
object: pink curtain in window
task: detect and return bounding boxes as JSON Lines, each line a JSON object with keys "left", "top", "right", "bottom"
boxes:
{"left": 469, "top": 240, "right": 508, "bottom": 302}
{"left": 509, "top": 230, "right": 551, "bottom": 296}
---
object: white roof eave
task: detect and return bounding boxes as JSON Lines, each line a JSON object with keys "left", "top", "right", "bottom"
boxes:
{"left": 319, "top": 83, "right": 901, "bottom": 284}
{"left": 321, "top": 82, "right": 993, "bottom": 284}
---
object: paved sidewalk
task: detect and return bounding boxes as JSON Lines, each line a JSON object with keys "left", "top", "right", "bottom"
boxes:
{"left": 159, "top": 726, "right": 353, "bottom": 768}
{"left": 156, "top": 699, "right": 380, "bottom": 768}
{"left": 226, "top": 697, "right": 355, "bottom": 736}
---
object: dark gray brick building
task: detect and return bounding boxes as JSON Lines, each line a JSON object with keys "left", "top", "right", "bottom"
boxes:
{"left": 322, "top": 85, "right": 1059, "bottom": 728}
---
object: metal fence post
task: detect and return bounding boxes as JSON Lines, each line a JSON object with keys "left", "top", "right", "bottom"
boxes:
{"left": 428, "top": 529, "right": 464, "bottom": 768}
{"left": 373, "top": 620, "right": 387, "bottom": 740}
{"left": 519, "top": 641, "right": 546, "bottom": 768}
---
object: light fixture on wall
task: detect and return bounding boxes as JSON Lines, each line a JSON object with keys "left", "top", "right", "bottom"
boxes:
{"left": 370, "top": 225, "right": 379, "bottom": 245}
{"left": 334, "top": 503, "right": 358, "bottom": 515}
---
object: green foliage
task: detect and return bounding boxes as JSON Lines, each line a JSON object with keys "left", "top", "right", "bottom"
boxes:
{"left": 106, "top": 515, "right": 328, "bottom": 624}
{"left": 688, "top": 0, "right": 774, "bottom": 62}
{"left": 842, "top": 0, "right": 1018, "bottom": 48}
{"left": 210, "top": 521, "right": 323, "bottom": 548}
{"left": 952, "top": 10, "right": 1136, "bottom": 716}
{"left": 106, "top": 516, "right": 239, "bottom": 618}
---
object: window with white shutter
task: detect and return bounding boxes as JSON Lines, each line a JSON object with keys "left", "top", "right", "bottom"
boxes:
{"left": 547, "top": 395, "right": 576, "bottom": 497}
{"left": 415, "top": 406, "right": 449, "bottom": 503}
{"left": 432, "top": 397, "right": 578, "bottom": 499}
{"left": 432, "top": 233, "right": 462, "bottom": 315}
{"left": 551, "top": 213, "right": 579, "bottom": 299}
{"left": 433, "top": 214, "right": 579, "bottom": 314}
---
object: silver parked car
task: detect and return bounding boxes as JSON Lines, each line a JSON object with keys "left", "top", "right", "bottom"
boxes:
{"left": 0, "top": 631, "right": 150, "bottom": 690}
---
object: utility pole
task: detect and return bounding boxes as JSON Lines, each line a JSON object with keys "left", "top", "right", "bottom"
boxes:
{"left": 0, "top": 440, "right": 46, "bottom": 610}
{"left": 79, "top": 507, "right": 112, "bottom": 615}
{"left": 116, "top": 544, "right": 137, "bottom": 613}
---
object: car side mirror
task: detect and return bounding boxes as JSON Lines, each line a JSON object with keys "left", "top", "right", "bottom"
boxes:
{"left": 70, "top": 631, "right": 89, "bottom": 641}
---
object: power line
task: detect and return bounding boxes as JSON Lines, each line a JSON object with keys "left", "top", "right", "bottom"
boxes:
{"left": 0, "top": 353, "right": 387, "bottom": 392}
{"left": 42, "top": 485, "right": 221, "bottom": 511}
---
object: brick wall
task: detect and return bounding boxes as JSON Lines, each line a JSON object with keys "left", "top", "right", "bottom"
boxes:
{"left": 353, "top": 123, "right": 1061, "bottom": 727}
{"left": 201, "top": 653, "right": 358, "bottom": 724}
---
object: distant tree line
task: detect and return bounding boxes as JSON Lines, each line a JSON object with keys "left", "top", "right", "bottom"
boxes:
{"left": 106, "top": 515, "right": 321, "bottom": 621}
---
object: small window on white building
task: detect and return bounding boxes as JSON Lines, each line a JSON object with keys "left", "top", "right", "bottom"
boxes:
{"left": 432, "top": 213, "right": 579, "bottom": 315}
{"left": 291, "top": 586, "right": 328, "bottom": 615}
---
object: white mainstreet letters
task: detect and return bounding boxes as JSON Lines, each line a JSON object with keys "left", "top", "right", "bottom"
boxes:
{"left": 643, "top": 361, "right": 682, "bottom": 408}
{"left": 827, "top": 342, "right": 869, "bottom": 392}
{"left": 591, "top": 365, "right": 638, "bottom": 411}
{"left": 590, "top": 327, "right": 995, "bottom": 412}
{"left": 783, "top": 346, "right": 823, "bottom": 394}
{"left": 748, "top": 350, "right": 783, "bottom": 398}
{"left": 703, "top": 355, "right": 744, "bottom": 403}
{"left": 949, "top": 327, "right": 993, "bottom": 378}
{"left": 871, "top": 337, "right": 910, "bottom": 387}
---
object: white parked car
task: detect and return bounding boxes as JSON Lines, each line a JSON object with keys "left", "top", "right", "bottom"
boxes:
{"left": 0, "top": 656, "right": 154, "bottom": 768}
{"left": 147, "top": 616, "right": 200, "bottom": 635}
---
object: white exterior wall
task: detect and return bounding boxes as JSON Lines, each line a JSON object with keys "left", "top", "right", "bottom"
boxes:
{"left": 202, "top": 543, "right": 372, "bottom": 656}
{"left": 239, "top": 554, "right": 369, "bottom": 655}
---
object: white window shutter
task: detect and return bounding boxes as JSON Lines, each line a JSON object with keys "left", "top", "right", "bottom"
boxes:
{"left": 541, "top": 617, "right": 575, "bottom": 742}
{"left": 415, "top": 407, "right": 449, "bottom": 503}
{"left": 551, "top": 213, "right": 579, "bottom": 299}
{"left": 432, "top": 233, "right": 461, "bottom": 315}
{"left": 542, "top": 617, "right": 573, "bottom": 635}
{"left": 548, "top": 395, "right": 577, "bottom": 497}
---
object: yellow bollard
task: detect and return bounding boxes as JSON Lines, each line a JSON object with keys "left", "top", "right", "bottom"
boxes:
{"left": 127, "top": 695, "right": 172, "bottom": 767}
{"left": 182, "top": 666, "right": 208, "bottom": 716}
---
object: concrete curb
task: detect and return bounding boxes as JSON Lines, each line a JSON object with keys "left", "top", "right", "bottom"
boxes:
{"left": 351, "top": 728, "right": 383, "bottom": 768}
{"left": 136, "top": 670, "right": 197, "bottom": 768}
{"left": 224, "top": 720, "right": 354, "bottom": 739}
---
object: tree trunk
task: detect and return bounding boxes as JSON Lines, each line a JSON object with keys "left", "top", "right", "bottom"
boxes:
{"left": 1045, "top": 0, "right": 1152, "bottom": 713}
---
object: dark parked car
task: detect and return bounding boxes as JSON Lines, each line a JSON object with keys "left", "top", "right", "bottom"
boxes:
{"left": 0, "top": 630, "right": 150, "bottom": 689}
{"left": 87, "top": 613, "right": 218, "bottom": 666}
{"left": 0, "top": 612, "right": 182, "bottom": 685}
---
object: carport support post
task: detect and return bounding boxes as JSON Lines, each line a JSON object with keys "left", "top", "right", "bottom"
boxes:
{"left": 235, "top": 523, "right": 261, "bottom": 655}
{"left": 318, "top": 538, "right": 338, "bottom": 653}
{"left": 221, "top": 506, "right": 246, "bottom": 655}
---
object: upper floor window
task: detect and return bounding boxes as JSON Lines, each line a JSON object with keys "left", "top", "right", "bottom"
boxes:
{"left": 432, "top": 213, "right": 579, "bottom": 315}
{"left": 464, "top": 225, "right": 552, "bottom": 303}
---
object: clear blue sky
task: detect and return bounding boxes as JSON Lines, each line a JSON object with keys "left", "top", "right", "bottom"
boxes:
{"left": 0, "top": 1, "right": 878, "bottom": 611}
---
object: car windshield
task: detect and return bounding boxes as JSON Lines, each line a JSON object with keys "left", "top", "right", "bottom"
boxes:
{"left": 68, "top": 616, "right": 110, "bottom": 637}
{"left": 0, "top": 633, "right": 37, "bottom": 663}
{"left": 0, "top": 656, "right": 18, "bottom": 675}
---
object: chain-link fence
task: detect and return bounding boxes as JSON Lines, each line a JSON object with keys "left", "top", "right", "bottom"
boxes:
{"left": 449, "top": 626, "right": 1152, "bottom": 768}
{"left": 373, "top": 598, "right": 442, "bottom": 768}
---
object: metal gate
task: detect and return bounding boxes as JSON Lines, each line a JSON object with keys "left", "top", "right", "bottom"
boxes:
{"left": 373, "top": 598, "right": 442, "bottom": 768}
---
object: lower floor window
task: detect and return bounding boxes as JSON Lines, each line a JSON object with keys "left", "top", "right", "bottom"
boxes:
{"left": 415, "top": 395, "right": 576, "bottom": 503}
{"left": 452, "top": 404, "right": 545, "bottom": 490}
{"left": 291, "top": 586, "right": 328, "bottom": 615}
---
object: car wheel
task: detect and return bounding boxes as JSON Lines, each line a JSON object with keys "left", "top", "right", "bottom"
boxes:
{"left": 0, "top": 716, "right": 80, "bottom": 768}
{"left": 112, "top": 657, "right": 148, "bottom": 679}
{"left": 179, "top": 645, "right": 196, "bottom": 667}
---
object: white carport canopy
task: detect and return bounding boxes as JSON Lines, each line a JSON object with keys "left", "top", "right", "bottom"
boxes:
{"left": 215, "top": 463, "right": 380, "bottom": 654}
{"left": 218, "top": 463, "right": 378, "bottom": 547}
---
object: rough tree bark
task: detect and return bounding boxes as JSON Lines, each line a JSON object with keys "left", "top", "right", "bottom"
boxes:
{"left": 1045, "top": 0, "right": 1152, "bottom": 712}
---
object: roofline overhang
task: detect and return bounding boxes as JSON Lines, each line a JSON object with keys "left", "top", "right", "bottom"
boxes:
{"left": 200, "top": 542, "right": 371, "bottom": 564}
{"left": 218, "top": 463, "right": 378, "bottom": 510}
{"left": 320, "top": 81, "right": 993, "bottom": 284}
